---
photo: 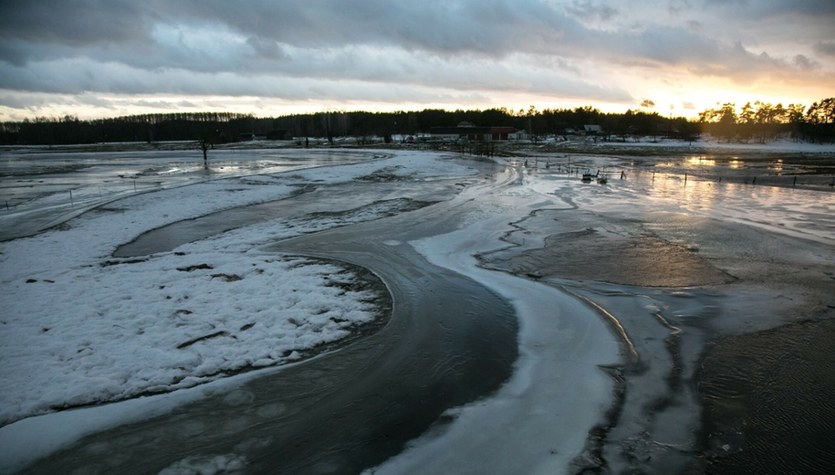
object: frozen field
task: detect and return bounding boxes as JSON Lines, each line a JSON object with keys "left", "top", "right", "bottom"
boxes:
{"left": 1, "top": 141, "right": 834, "bottom": 473}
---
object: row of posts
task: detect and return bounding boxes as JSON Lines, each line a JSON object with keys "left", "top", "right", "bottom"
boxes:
{"left": 519, "top": 157, "right": 832, "bottom": 189}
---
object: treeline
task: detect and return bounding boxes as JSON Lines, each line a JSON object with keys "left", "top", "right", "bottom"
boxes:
{"left": 0, "top": 112, "right": 259, "bottom": 145}
{"left": 276, "top": 107, "right": 703, "bottom": 142}
{"left": 0, "top": 99, "right": 832, "bottom": 146}
{"left": 698, "top": 98, "right": 835, "bottom": 143}
{"left": 0, "top": 108, "right": 699, "bottom": 146}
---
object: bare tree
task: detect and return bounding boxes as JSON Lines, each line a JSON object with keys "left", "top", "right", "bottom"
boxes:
{"left": 199, "top": 128, "right": 219, "bottom": 169}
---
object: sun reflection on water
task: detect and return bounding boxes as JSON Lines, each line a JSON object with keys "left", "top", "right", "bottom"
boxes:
{"left": 619, "top": 166, "right": 835, "bottom": 244}
{"left": 686, "top": 156, "right": 716, "bottom": 167}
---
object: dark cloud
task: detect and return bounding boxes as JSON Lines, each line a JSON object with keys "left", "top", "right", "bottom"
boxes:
{"left": 565, "top": 0, "right": 619, "bottom": 22}
{"left": 700, "top": 0, "right": 835, "bottom": 17}
{"left": 0, "top": 0, "right": 152, "bottom": 47}
{"left": 0, "top": 0, "right": 832, "bottom": 119}
{"left": 793, "top": 54, "right": 820, "bottom": 71}
{"left": 246, "top": 37, "right": 287, "bottom": 61}
{"left": 1, "top": 0, "right": 581, "bottom": 62}
{"left": 814, "top": 41, "right": 835, "bottom": 57}
{"left": 621, "top": 25, "right": 724, "bottom": 65}
{"left": 2, "top": 0, "right": 830, "bottom": 76}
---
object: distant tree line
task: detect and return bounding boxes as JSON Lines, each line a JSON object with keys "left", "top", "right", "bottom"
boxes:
{"left": 0, "top": 112, "right": 259, "bottom": 146}
{"left": 0, "top": 98, "right": 832, "bottom": 146}
{"left": 698, "top": 98, "right": 835, "bottom": 143}
{"left": 0, "top": 108, "right": 701, "bottom": 146}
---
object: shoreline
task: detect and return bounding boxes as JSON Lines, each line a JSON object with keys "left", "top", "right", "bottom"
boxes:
{"left": 488, "top": 246, "right": 834, "bottom": 473}
{"left": 477, "top": 175, "right": 835, "bottom": 472}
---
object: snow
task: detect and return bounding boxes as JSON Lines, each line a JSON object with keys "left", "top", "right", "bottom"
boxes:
{"left": 0, "top": 368, "right": 280, "bottom": 474}
{"left": 0, "top": 150, "right": 474, "bottom": 429}
{"left": 378, "top": 242, "right": 617, "bottom": 474}
{"left": 364, "top": 150, "right": 834, "bottom": 474}
{"left": 366, "top": 167, "right": 619, "bottom": 474}
{"left": 158, "top": 453, "right": 248, "bottom": 475}
{"left": 2, "top": 143, "right": 831, "bottom": 474}
{"left": 2, "top": 253, "right": 377, "bottom": 421}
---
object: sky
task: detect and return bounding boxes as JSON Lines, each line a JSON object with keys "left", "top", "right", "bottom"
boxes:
{"left": 0, "top": 0, "right": 833, "bottom": 121}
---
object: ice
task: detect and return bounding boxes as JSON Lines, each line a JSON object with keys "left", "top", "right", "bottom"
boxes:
{"left": 369, "top": 169, "right": 620, "bottom": 474}
{"left": 158, "top": 453, "right": 248, "bottom": 475}
{"left": 2, "top": 142, "right": 832, "bottom": 474}
{"left": 0, "top": 150, "right": 475, "bottom": 427}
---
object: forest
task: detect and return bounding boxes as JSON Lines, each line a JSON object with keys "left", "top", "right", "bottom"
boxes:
{"left": 0, "top": 98, "right": 832, "bottom": 146}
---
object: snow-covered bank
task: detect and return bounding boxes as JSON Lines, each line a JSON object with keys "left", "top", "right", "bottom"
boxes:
{"left": 0, "top": 367, "right": 272, "bottom": 474}
{"left": 0, "top": 150, "right": 476, "bottom": 429}
{"left": 368, "top": 167, "right": 620, "bottom": 474}
{"left": 369, "top": 153, "right": 834, "bottom": 473}
{"left": 2, "top": 251, "right": 382, "bottom": 424}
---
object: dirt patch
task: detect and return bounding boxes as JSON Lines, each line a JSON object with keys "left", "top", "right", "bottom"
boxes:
{"left": 176, "top": 263, "right": 213, "bottom": 272}
{"left": 355, "top": 165, "right": 409, "bottom": 182}
{"left": 176, "top": 331, "right": 231, "bottom": 349}
{"left": 485, "top": 228, "right": 733, "bottom": 287}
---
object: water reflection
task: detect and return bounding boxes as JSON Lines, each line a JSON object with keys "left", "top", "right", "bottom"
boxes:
{"left": 0, "top": 149, "right": 381, "bottom": 205}
{"left": 0, "top": 147, "right": 386, "bottom": 240}
{"left": 643, "top": 171, "right": 726, "bottom": 212}
{"left": 686, "top": 156, "right": 716, "bottom": 167}
{"left": 626, "top": 167, "right": 835, "bottom": 244}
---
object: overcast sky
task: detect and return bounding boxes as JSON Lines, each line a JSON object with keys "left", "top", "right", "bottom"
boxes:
{"left": 1, "top": 0, "right": 833, "bottom": 120}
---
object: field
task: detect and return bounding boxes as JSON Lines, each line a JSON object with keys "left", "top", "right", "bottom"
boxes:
{"left": 1, "top": 139, "right": 833, "bottom": 473}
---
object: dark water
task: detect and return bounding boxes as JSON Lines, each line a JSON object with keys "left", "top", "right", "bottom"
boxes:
{"left": 0, "top": 146, "right": 388, "bottom": 241}
{"left": 24, "top": 243, "right": 518, "bottom": 474}
{"left": 22, "top": 163, "right": 520, "bottom": 474}
{"left": 24, "top": 231, "right": 519, "bottom": 474}
{"left": 112, "top": 180, "right": 455, "bottom": 257}
{"left": 697, "top": 317, "right": 835, "bottom": 474}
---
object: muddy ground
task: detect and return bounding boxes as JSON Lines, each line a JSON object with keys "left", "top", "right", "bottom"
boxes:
{"left": 479, "top": 202, "right": 835, "bottom": 473}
